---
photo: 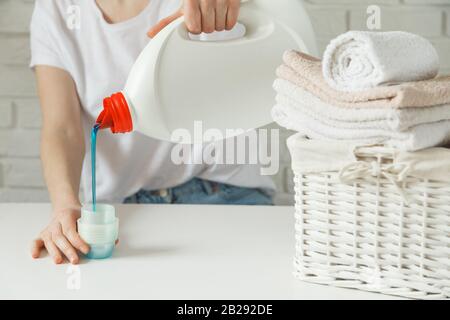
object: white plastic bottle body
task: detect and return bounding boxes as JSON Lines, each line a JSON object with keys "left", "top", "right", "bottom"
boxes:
{"left": 117, "top": 0, "right": 317, "bottom": 142}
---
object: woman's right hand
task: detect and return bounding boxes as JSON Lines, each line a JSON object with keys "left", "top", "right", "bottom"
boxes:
{"left": 148, "top": 0, "right": 241, "bottom": 38}
{"left": 31, "top": 207, "right": 90, "bottom": 265}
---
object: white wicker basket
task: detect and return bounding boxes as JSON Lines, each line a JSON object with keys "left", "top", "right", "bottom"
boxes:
{"left": 289, "top": 135, "right": 450, "bottom": 299}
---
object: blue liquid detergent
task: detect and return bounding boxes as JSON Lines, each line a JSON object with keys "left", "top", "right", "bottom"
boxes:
{"left": 91, "top": 124, "right": 100, "bottom": 212}
{"left": 85, "top": 124, "right": 116, "bottom": 259}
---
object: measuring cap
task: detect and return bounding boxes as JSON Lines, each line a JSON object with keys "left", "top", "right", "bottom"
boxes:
{"left": 77, "top": 204, "right": 119, "bottom": 259}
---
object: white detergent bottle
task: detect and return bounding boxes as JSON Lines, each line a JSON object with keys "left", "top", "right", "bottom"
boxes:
{"left": 95, "top": 0, "right": 317, "bottom": 143}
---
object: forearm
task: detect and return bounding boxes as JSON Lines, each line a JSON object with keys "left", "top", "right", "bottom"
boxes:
{"left": 32, "top": 66, "right": 90, "bottom": 262}
{"left": 41, "top": 125, "right": 85, "bottom": 213}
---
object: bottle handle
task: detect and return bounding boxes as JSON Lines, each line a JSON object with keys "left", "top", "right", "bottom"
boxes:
{"left": 164, "top": 0, "right": 274, "bottom": 45}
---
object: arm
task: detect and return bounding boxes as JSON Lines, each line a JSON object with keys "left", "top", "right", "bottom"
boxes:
{"left": 31, "top": 66, "right": 89, "bottom": 264}
{"left": 148, "top": 0, "right": 241, "bottom": 38}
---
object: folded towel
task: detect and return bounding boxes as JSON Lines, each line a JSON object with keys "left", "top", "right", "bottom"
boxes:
{"left": 272, "top": 104, "right": 450, "bottom": 151}
{"left": 279, "top": 51, "right": 450, "bottom": 109}
{"left": 274, "top": 79, "right": 450, "bottom": 131}
{"left": 322, "top": 31, "right": 440, "bottom": 92}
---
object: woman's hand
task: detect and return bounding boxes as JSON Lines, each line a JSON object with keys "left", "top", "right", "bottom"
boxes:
{"left": 148, "top": 0, "right": 241, "bottom": 38}
{"left": 31, "top": 207, "right": 89, "bottom": 264}
{"left": 32, "top": 66, "right": 89, "bottom": 265}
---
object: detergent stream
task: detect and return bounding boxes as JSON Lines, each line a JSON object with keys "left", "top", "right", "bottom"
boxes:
{"left": 91, "top": 124, "right": 100, "bottom": 212}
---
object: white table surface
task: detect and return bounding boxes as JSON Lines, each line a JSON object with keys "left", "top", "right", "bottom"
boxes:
{"left": 0, "top": 204, "right": 402, "bottom": 300}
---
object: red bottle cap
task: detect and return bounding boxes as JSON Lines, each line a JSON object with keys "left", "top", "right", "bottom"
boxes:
{"left": 96, "top": 92, "right": 133, "bottom": 134}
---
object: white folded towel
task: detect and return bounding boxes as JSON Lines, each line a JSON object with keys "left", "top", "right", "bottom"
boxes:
{"left": 322, "top": 31, "right": 440, "bottom": 92}
{"left": 272, "top": 104, "right": 450, "bottom": 151}
{"left": 274, "top": 79, "right": 450, "bottom": 131}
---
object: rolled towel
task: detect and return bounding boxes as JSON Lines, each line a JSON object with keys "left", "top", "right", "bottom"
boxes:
{"left": 279, "top": 51, "right": 450, "bottom": 109}
{"left": 272, "top": 104, "right": 450, "bottom": 151}
{"left": 273, "top": 78, "right": 450, "bottom": 131}
{"left": 322, "top": 31, "right": 440, "bottom": 92}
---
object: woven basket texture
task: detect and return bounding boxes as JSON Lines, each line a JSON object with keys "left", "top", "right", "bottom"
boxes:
{"left": 293, "top": 149, "right": 450, "bottom": 299}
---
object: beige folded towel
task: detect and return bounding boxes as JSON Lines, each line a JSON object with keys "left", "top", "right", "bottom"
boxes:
{"left": 273, "top": 79, "right": 450, "bottom": 131}
{"left": 278, "top": 50, "right": 450, "bottom": 109}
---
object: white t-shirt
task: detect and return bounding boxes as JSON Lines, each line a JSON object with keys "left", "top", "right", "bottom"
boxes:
{"left": 30, "top": 0, "right": 275, "bottom": 203}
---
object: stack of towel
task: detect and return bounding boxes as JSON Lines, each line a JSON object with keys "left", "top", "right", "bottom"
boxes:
{"left": 272, "top": 31, "right": 450, "bottom": 151}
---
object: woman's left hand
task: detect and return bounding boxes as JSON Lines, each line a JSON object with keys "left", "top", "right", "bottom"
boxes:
{"left": 147, "top": 0, "right": 241, "bottom": 38}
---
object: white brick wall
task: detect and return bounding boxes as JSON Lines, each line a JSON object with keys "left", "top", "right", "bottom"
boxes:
{"left": 0, "top": 0, "right": 45, "bottom": 202}
{"left": 0, "top": 0, "right": 449, "bottom": 204}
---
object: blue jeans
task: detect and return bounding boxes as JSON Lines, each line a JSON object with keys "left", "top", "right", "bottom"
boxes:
{"left": 123, "top": 178, "right": 273, "bottom": 205}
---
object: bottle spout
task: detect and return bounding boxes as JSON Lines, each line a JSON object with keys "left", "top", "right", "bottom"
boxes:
{"left": 96, "top": 109, "right": 113, "bottom": 130}
{"left": 95, "top": 92, "right": 133, "bottom": 134}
